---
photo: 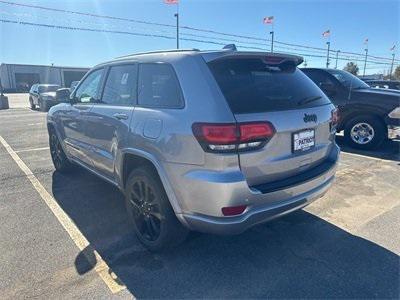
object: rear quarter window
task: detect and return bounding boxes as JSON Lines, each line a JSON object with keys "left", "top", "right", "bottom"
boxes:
{"left": 208, "top": 58, "right": 331, "bottom": 114}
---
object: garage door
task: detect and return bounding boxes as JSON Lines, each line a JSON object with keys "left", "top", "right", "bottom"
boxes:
{"left": 15, "top": 73, "right": 40, "bottom": 92}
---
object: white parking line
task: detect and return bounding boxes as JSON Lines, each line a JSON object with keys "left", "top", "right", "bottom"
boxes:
{"left": 342, "top": 151, "right": 398, "bottom": 163}
{"left": 0, "top": 135, "right": 126, "bottom": 294}
{"left": 27, "top": 122, "right": 44, "bottom": 126}
{"left": 15, "top": 147, "right": 50, "bottom": 153}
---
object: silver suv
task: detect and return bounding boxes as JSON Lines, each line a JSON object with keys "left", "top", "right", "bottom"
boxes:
{"left": 47, "top": 49, "right": 340, "bottom": 251}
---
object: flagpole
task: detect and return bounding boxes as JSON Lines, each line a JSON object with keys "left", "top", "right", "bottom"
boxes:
{"left": 363, "top": 41, "right": 368, "bottom": 76}
{"left": 174, "top": 2, "right": 179, "bottom": 49}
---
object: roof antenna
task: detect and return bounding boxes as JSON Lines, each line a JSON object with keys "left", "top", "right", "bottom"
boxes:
{"left": 223, "top": 44, "right": 237, "bottom": 51}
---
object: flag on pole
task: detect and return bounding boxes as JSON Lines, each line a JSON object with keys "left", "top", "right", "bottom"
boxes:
{"left": 390, "top": 44, "right": 396, "bottom": 51}
{"left": 263, "top": 16, "right": 274, "bottom": 24}
{"left": 164, "top": 0, "right": 179, "bottom": 4}
{"left": 364, "top": 38, "right": 369, "bottom": 44}
{"left": 322, "top": 29, "right": 330, "bottom": 37}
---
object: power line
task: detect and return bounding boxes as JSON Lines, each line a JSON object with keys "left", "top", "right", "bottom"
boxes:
{"left": 1, "top": 0, "right": 398, "bottom": 63}
{"left": 1, "top": 17, "right": 395, "bottom": 68}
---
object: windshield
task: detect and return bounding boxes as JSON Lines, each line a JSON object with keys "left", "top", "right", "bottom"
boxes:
{"left": 38, "top": 85, "right": 60, "bottom": 93}
{"left": 70, "top": 81, "right": 79, "bottom": 89}
{"left": 208, "top": 58, "right": 331, "bottom": 114}
{"left": 326, "top": 69, "right": 369, "bottom": 89}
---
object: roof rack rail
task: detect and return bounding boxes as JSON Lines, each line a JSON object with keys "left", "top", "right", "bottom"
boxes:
{"left": 115, "top": 48, "right": 200, "bottom": 59}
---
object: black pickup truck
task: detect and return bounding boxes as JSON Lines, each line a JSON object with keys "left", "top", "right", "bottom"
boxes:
{"left": 302, "top": 68, "right": 400, "bottom": 150}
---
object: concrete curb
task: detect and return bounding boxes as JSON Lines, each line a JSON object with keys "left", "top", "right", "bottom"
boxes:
{"left": 0, "top": 95, "right": 9, "bottom": 109}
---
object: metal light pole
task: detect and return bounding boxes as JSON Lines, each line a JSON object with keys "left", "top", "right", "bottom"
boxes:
{"left": 270, "top": 30, "right": 274, "bottom": 53}
{"left": 363, "top": 47, "right": 368, "bottom": 76}
{"left": 335, "top": 50, "right": 340, "bottom": 69}
{"left": 326, "top": 41, "right": 331, "bottom": 68}
{"left": 389, "top": 53, "right": 395, "bottom": 80}
{"left": 269, "top": 22, "right": 274, "bottom": 53}
{"left": 174, "top": 3, "right": 179, "bottom": 49}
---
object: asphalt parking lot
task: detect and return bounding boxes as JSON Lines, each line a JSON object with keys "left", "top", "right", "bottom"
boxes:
{"left": 0, "top": 94, "right": 399, "bottom": 299}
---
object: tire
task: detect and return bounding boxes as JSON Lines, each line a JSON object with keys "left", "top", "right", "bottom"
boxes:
{"left": 39, "top": 99, "right": 49, "bottom": 112}
{"left": 29, "top": 97, "right": 35, "bottom": 109}
{"left": 49, "top": 130, "right": 74, "bottom": 173}
{"left": 125, "top": 166, "right": 188, "bottom": 251}
{"left": 344, "top": 115, "right": 387, "bottom": 150}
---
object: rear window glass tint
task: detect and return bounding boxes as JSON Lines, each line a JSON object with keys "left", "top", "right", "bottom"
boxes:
{"left": 138, "top": 64, "right": 183, "bottom": 108}
{"left": 208, "top": 58, "right": 331, "bottom": 114}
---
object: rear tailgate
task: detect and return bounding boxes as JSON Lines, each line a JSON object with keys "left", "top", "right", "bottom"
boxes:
{"left": 207, "top": 53, "right": 336, "bottom": 187}
{"left": 234, "top": 106, "right": 334, "bottom": 186}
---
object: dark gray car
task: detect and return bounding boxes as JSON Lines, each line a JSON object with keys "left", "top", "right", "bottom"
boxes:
{"left": 29, "top": 84, "right": 61, "bottom": 111}
{"left": 47, "top": 49, "right": 340, "bottom": 251}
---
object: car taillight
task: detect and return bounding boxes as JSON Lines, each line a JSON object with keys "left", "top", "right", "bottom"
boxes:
{"left": 331, "top": 108, "right": 339, "bottom": 130}
{"left": 192, "top": 122, "right": 275, "bottom": 153}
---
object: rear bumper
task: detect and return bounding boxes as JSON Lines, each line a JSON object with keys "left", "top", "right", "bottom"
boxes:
{"left": 176, "top": 144, "right": 339, "bottom": 235}
{"left": 385, "top": 116, "right": 400, "bottom": 127}
{"left": 182, "top": 176, "right": 334, "bottom": 235}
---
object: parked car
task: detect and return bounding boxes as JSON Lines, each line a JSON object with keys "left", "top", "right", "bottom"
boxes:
{"left": 365, "top": 80, "right": 400, "bottom": 90}
{"left": 29, "top": 84, "right": 61, "bottom": 111}
{"left": 47, "top": 49, "right": 339, "bottom": 251}
{"left": 69, "top": 80, "right": 80, "bottom": 92}
{"left": 302, "top": 68, "right": 400, "bottom": 149}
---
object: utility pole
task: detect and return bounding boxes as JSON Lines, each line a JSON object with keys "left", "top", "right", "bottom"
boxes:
{"left": 363, "top": 46, "right": 368, "bottom": 76}
{"left": 326, "top": 41, "right": 331, "bottom": 68}
{"left": 335, "top": 50, "right": 340, "bottom": 69}
{"left": 389, "top": 53, "right": 395, "bottom": 80}
{"left": 174, "top": 3, "right": 179, "bottom": 49}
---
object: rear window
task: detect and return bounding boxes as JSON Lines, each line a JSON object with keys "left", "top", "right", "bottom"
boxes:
{"left": 208, "top": 58, "right": 331, "bottom": 114}
{"left": 38, "top": 85, "right": 60, "bottom": 93}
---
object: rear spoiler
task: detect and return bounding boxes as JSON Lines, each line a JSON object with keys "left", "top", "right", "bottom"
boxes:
{"left": 202, "top": 51, "right": 304, "bottom": 66}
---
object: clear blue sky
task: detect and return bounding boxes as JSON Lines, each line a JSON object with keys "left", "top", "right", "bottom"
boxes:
{"left": 0, "top": 0, "right": 398, "bottom": 75}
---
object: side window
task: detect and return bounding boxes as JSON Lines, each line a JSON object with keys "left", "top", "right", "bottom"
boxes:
{"left": 101, "top": 64, "right": 138, "bottom": 106}
{"left": 74, "top": 69, "right": 103, "bottom": 103}
{"left": 138, "top": 64, "right": 183, "bottom": 108}
{"left": 304, "top": 70, "right": 335, "bottom": 87}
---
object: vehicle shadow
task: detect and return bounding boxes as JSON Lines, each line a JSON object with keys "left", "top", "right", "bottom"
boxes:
{"left": 336, "top": 135, "right": 400, "bottom": 161}
{"left": 51, "top": 170, "right": 399, "bottom": 298}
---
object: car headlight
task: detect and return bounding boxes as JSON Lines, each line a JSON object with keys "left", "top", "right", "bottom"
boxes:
{"left": 388, "top": 107, "right": 400, "bottom": 119}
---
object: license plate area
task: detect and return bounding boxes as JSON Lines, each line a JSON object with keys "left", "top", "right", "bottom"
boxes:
{"left": 292, "top": 129, "right": 315, "bottom": 153}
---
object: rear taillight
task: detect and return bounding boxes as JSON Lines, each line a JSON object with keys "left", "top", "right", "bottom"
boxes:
{"left": 192, "top": 122, "right": 275, "bottom": 153}
{"left": 222, "top": 205, "right": 247, "bottom": 216}
{"left": 331, "top": 108, "right": 339, "bottom": 130}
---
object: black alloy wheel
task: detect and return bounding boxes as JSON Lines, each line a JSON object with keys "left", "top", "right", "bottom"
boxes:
{"left": 128, "top": 178, "right": 162, "bottom": 242}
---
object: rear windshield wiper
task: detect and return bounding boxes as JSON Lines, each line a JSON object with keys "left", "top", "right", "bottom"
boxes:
{"left": 297, "top": 96, "right": 322, "bottom": 106}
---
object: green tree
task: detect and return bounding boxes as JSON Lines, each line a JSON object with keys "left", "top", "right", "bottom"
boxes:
{"left": 393, "top": 65, "right": 400, "bottom": 80}
{"left": 343, "top": 62, "right": 359, "bottom": 75}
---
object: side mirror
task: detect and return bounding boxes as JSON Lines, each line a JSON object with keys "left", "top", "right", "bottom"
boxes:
{"left": 320, "top": 82, "right": 336, "bottom": 96}
{"left": 55, "top": 88, "right": 71, "bottom": 102}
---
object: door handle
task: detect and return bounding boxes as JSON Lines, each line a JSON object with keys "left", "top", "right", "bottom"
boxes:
{"left": 113, "top": 113, "right": 129, "bottom": 120}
